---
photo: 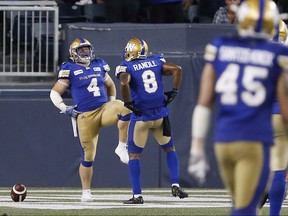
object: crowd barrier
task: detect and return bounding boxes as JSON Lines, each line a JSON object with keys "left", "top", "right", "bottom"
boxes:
{"left": 0, "top": 1, "right": 59, "bottom": 77}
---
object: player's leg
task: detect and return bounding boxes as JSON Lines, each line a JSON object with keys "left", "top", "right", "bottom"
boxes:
{"left": 114, "top": 119, "right": 130, "bottom": 164}
{"left": 268, "top": 114, "right": 288, "bottom": 216}
{"left": 216, "top": 142, "right": 271, "bottom": 216}
{"left": 214, "top": 144, "right": 236, "bottom": 202}
{"left": 124, "top": 119, "right": 150, "bottom": 204}
{"left": 152, "top": 117, "right": 188, "bottom": 199}
{"left": 100, "top": 100, "right": 131, "bottom": 164}
{"left": 77, "top": 111, "right": 100, "bottom": 202}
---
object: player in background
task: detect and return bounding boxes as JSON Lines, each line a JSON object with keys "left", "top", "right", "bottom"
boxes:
{"left": 50, "top": 38, "right": 131, "bottom": 202}
{"left": 187, "top": 0, "right": 288, "bottom": 215}
{"left": 115, "top": 38, "right": 188, "bottom": 204}
{"left": 259, "top": 19, "right": 288, "bottom": 216}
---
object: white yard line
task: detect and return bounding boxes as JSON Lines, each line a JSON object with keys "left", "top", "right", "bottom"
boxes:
{"left": 0, "top": 189, "right": 287, "bottom": 210}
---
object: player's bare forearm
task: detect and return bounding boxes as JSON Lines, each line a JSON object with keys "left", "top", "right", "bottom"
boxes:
{"left": 120, "top": 73, "right": 131, "bottom": 102}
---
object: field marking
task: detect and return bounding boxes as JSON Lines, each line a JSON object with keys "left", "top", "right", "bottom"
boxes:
{"left": 0, "top": 189, "right": 287, "bottom": 210}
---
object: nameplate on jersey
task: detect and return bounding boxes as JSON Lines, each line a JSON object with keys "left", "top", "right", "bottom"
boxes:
{"left": 133, "top": 60, "right": 157, "bottom": 71}
{"left": 58, "top": 69, "right": 70, "bottom": 78}
{"left": 74, "top": 70, "right": 83, "bottom": 76}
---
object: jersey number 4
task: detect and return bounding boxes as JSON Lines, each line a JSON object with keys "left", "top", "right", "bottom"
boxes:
{"left": 87, "top": 78, "right": 101, "bottom": 97}
{"left": 215, "top": 64, "right": 268, "bottom": 106}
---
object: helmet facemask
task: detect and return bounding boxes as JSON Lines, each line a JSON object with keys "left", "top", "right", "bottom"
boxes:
{"left": 69, "top": 38, "right": 95, "bottom": 64}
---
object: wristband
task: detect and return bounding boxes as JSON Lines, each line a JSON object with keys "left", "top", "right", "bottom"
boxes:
{"left": 192, "top": 105, "right": 211, "bottom": 139}
{"left": 50, "top": 90, "right": 66, "bottom": 112}
{"left": 109, "top": 96, "right": 116, "bottom": 101}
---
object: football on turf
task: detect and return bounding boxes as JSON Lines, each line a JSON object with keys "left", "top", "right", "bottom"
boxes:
{"left": 10, "top": 183, "right": 27, "bottom": 202}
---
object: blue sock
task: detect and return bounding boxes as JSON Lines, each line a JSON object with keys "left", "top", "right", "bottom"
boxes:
{"left": 128, "top": 159, "right": 141, "bottom": 195}
{"left": 269, "top": 170, "right": 286, "bottom": 216}
{"left": 166, "top": 151, "right": 179, "bottom": 184}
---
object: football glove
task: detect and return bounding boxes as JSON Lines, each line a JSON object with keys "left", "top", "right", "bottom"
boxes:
{"left": 124, "top": 101, "right": 142, "bottom": 116}
{"left": 65, "top": 105, "right": 81, "bottom": 118}
{"left": 164, "top": 88, "right": 178, "bottom": 106}
{"left": 187, "top": 153, "right": 209, "bottom": 185}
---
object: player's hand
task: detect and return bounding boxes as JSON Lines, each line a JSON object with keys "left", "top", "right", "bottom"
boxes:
{"left": 164, "top": 88, "right": 178, "bottom": 106}
{"left": 65, "top": 105, "right": 81, "bottom": 118}
{"left": 124, "top": 101, "right": 142, "bottom": 116}
{"left": 188, "top": 153, "right": 209, "bottom": 185}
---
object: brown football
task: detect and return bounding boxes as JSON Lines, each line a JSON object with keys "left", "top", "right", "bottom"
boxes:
{"left": 10, "top": 184, "right": 27, "bottom": 202}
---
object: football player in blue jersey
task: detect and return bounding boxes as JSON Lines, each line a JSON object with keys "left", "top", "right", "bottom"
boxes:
{"left": 187, "top": 0, "right": 288, "bottom": 215}
{"left": 259, "top": 19, "right": 288, "bottom": 216}
{"left": 115, "top": 38, "right": 188, "bottom": 204}
{"left": 50, "top": 38, "right": 131, "bottom": 202}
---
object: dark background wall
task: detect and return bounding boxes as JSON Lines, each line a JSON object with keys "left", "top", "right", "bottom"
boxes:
{"left": 0, "top": 23, "right": 236, "bottom": 189}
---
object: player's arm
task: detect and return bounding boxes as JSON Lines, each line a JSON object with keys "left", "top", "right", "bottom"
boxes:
{"left": 162, "top": 62, "right": 182, "bottom": 105}
{"left": 119, "top": 72, "right": 142, "bottom": 116}
{"left": 192, "top": 63, "right": 215, "bottom": 147}
{"left": 119, "top": 72, "right": 131, "bottom": 103}
{"left": 277, "top": 71, "right": 288, "bottom": 128}
{"left": 191, "top": 62, "right": 215, "bottom": 152}
{"left": 162, "top": 62, "right": 182, "bottom": 90}
{"left": 188, "top": 62, "right": 215, "bottom": 184}
{"left": 104, "top": 73, "right": 116, "bottom": 101}
{"left": 50, "top": 79, "right": 70, "bottom": 112}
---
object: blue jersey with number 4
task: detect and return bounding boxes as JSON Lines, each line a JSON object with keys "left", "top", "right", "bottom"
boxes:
{"left": 115, "top": 55, "right": 169, "bottom": 120}
{"left": 57, "top": 58, "right": 110, "bottom": 112}
{"left": 205, "top": 35, "right": 288, "bottom": 144}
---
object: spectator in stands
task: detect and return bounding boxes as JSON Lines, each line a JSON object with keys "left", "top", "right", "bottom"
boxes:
{"left": 149, "top": 0, "right": 185, "bottom": 23}
{"left": 212, "top": 0, "right": 240, "bottom": 24}
{"left": 194, "top": 0, "right": 224, "bottom": 23}
{"left": 104, "top": 0, "right": 141, "bottom": 23}
{"left": 182, "top": 0, "right": 199, "bottom": 23}
{"left": 75, "top": 0, "right": 106, "bottom": 6}
{"left": 75, "top": 0, "right": 141, "bottom": 22}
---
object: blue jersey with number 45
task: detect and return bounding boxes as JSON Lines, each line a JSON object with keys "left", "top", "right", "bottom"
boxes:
{"left": 57, "top": 58, "right": 110, "bottom": 112}
{"left": 115, "top": 55, "right": 169, "bottom": 120}
{"left": 205, "top": 35, "right": 288, "bottom": 144}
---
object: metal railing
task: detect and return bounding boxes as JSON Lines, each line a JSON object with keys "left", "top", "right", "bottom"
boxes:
{"left": 0, "top": 1, "right": 59, "bottom": 76}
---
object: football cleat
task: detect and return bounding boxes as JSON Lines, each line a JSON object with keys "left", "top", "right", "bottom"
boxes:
{"left": 115, "top": 144, "right": 129, "bottom": 164}
{"left": 124, "top": 38, "right": 149, "bottom": 62}
{"left": 69, "top": 38, "right": 95, "bottom": 64}
{"left": 81, "top": 191, "right": 93, "bottom": 202}
{"left": 237, "top": 0, "right": 279, "bottom": 39}
{"left": 123, "top": 196, "right": 144, "bottom": 204}
{"left": 171, "top": 186, "right": 188, "bottom": 199}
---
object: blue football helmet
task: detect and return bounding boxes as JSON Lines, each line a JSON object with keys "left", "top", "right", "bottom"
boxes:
{"left": 237, "top": 0, "right": 279, "bottom": 39}
{"left": 124, "top": 38, "right": 149, "bottom": 61}
{"left": 69, "top": 38, "right": 95, "bottom": 64}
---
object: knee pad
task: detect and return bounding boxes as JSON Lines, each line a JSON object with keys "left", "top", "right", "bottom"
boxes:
{"left": 118, "top": 113, "right": 132, "bottom": 121}
{"left": 160, "top": 139, "right": 174, "bottom": 151}
{"left": 128, "top": 140, "right": 144, "bottom": 154}
{"left": 81, "top": 160, "right": 93, "bottom": 167}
